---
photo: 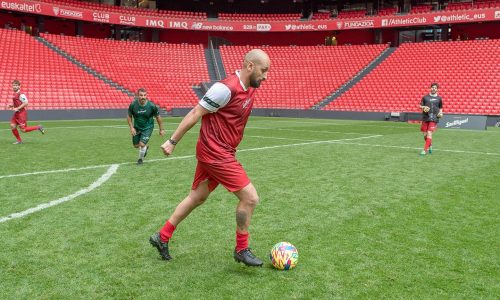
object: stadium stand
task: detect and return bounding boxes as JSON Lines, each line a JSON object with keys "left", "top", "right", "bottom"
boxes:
{"left": 220, "top": 44, "right": 388, "bottom": 109}
{"left": 218, "top": 13, "right": 301, "bottom": 21}
{"left": 445, "top": 1, "right": 474, "bottom": 10}
{"left": 409, "top": 4, "right": 433, "bottom": 14}
{"left": 325, "top": 39, "right": 500, "bottom": 115}
{"left": 377, "top": 7, "right": 398, "bottom": 16}
{"left": 1, "top": 28, "right": 497, "bottom": 115}
{"left": 41, "top": 33, "right": 209, "bottom": 111}
{"left": 336, "top": 9, "right": 367, "bottom": 19}
{"left": 311, "top": 12, "right": 332, "bottom": 20}
{"left": 37, "top": 0, "right": 207, "bottom": 19}
{"left": 476, "top": 0, "right": 500, "bottom": 8}
{"left": 0, "top": 28, "right": 130, "bottom": 110}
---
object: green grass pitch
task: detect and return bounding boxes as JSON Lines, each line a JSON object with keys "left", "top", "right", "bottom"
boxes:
{"left": 0, "top": 117, "right": 499, "bottom": 299}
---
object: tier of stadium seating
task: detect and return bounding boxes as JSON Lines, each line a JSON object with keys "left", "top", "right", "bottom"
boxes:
{"left": 41, "top": 33, "right": 209, "bottom": 111}
{"left": 336, "top": 9, "right": 367, "bottom": 19}
{"left": 1, "top": 28, "right": 497, "bottom": 115}
{"left": 409, "top": 4, "right": 434, "bottom": 14}
{"left": 218, "top": 13, "right": 301, "bottom": 21}
{"left": 377, "top": 7, "right": 399, "bottom": 16}
{"left": 38, "top": 0, "right": 207, "bottom": 19}
{"left": 220, "top": 44, "right": 388, "bottom": 109}
{"left": 444, "top": 0, "right": 500, "bottom": 10}
{"left": 35, "top": 0, "right": 500, "bottom": 23}
{"left": 325, "top": 39, "right": 500, "bottom": 115}
{"left": 473, "top": 0, "right": 500, "bottom": 8}
{"left": 0, "top": 28, "right": 130, "bottom": 110}
{"left": 311, "top": 12, "right": 331, "bottom": 20}
{"left": 445, "top": 2, "right": 474, "bottom": 10}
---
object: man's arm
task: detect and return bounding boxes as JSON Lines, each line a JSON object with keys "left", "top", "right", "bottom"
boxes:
{"left": 14, "top": 102, "right": 28, "bottom": 112}
{"left": 160, "top": 104, "right": 210, "bottom": 156}
{"left": 437, "top": 99, "right": 443, "bottom": 118}
{"left": 127, "top": 114, "right": 136, "bottom": 136}
{"left": 155, "top": 115, "right": 165, "bottom": 136}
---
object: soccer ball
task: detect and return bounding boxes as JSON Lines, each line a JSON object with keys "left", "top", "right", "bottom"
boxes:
{"left": 269, "top": 242, "right": 298, "bottom": 270}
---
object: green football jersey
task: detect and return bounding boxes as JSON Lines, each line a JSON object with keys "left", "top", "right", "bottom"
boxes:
{"left": 128, "top": 99, "right": 159, "bottom": 131}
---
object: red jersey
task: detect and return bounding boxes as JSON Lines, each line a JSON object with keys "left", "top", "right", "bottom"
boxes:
{"left": 12, "top": 91, "right": 28, "bottom": 113}
{"left": 196, "top": 72, "right": 256, "bottom": 163}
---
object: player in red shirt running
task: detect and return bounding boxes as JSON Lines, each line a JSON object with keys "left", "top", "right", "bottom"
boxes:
{"left": 149, "top": 49, "right": 270, "bottom": 266}
{"left": 7, "top": 79, "right": 45, "bottom": 144}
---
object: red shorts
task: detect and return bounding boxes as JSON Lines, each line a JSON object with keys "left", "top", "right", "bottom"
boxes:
{"left": 420, "top": 121, "right": 438, "bottom": 132}
{"left": 192, "top": 159, "right": 250, "bottom": 192}
{"left": 11, "top": 111, "right": 28, "bottom": 128}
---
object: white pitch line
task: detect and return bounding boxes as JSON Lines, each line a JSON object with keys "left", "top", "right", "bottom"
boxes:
{"left": 239, "top": 135, "right": 383, "bottom": 152}
{"left": 246, "top": 126, "right": 378, "bottom": 135}
{"left": 0, "top": 136, "right": 381, "bottom": 179}
{"left": 332, "top": 141, "right": 500, "bottom": 156}
{"left": 0, "top": 164, "right": 119, "bottom": 223}
{"left": 1, "top": 133, "right": 499, "bottom": 180}
{"left": 0, "top": 125, "right": 128, "bottom": 132}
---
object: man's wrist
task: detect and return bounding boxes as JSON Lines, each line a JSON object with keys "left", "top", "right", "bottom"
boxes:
{"left": 169, "top": 138, "right": 178, "bottom": 145}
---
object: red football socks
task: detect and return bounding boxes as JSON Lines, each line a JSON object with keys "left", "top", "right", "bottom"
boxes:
{"left": 23, "top": 126, "right": 40, "bottom": 132}
{"left": 159, "top": 220, "right": 176, "bottom": 243}
{"left": 424, "top": 137, "right": 432, "bottom": 151}
{"left": 11, "top": 128, "right": 21, "bottom": 141}
{"left": 236, "top": 231, "right": 249, "bottom": 252}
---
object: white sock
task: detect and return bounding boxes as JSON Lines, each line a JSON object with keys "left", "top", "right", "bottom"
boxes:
{"left": 139, "top": 146, "right": 147, "bottom": 159}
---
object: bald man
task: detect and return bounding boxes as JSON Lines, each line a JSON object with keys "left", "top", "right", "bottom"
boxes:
{"left": 149, "top": 49, "right": 270, "bottom": 266}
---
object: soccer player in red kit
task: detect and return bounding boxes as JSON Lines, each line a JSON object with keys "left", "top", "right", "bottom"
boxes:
{"left": 7, "top": 79, "right": 45, "bottom": 144}
{"left": 420, "top": 83, "right": 443, "bottom": 156}
{"left": 149, "top": 49, "right": 270, "bottom": 266}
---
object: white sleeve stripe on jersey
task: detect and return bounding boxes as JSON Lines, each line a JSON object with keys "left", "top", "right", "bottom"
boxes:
{"left": 199, "top": 82, "right": 231, "bottom": 112}
{"left": 20, "top": 94, "right": 28, "bottom": 103}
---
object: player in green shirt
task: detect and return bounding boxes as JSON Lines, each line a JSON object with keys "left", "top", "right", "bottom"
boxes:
{"left": 127, "top": 88, "right": 165, "bottom": 164}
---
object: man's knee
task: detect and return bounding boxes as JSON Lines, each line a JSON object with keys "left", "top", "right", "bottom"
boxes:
{"left": 189, "top": 181, "right": 211, "bottom": 206}
{"left": 248, "top": 195, "right": 260, "bottom": 207}
{"left": 242, "top": 193, "right": 260, "bottom": 207}
{"left": 10, "top": 124, "right": 16, "bottom": 130}
{"left": 186, "top": 192, "right": 209, "bottom": 207}
{"left": 235, "top": 183, "right": 260, "bottom": 207}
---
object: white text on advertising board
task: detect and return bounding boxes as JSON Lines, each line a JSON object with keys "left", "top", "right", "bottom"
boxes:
{"left": 343, "top": 20, "right": 374, "bottom": 28}
{"left": 119, "top": 15, "right": 136, "bottom": 25}
{"left": 93, "top": 12, "right": 110, "bottom": 23}
{"left": 243, "top": 24, "right": 272, "bottom": 31}
{"left": 1, "top": 1, "right": 41, "bottom": 13}
{"left": 146, "top": 19, "right": 164, "bottom": 28}
{"left": 446, "top": 118, "right": 469, "bottom": 128}
{"left": 53, "top": 7, "right": 83, "bottom": 18}
{"left": 256, "top": 24, "right": 271, "bottom": 31}
{"left": 433, "top": 13, "right": 485, "bottom": 22}
{"left": 169, "top": 21, "right": 188, "bottom": 29}
{"left": 285, "top": 24, "right": 327, "bottom": 31}
{"left": 382, "top": 17, "right": 426, "bottom": 26}
{"left": 191, "top": 22, "right": 203, "bottom": 29}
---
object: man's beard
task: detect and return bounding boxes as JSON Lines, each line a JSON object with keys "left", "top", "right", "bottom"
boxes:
{"left": 250, "top": 76, "right": 261, "bottom": 88}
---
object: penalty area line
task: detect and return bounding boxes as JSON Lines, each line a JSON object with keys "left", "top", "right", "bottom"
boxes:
{"left": 0, "top": 164, "right": 119, "bottom": 223}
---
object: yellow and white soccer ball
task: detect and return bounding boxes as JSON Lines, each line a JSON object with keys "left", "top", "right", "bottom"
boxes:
{"left": 269, "top": 242, "right": 298, "bottom": 270}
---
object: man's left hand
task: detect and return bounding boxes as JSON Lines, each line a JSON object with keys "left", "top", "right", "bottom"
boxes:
{"left": 437, "top": 112, "right": 443, "bottom": 118}
{"left": 159, "top": 129, "right": 165, "bottom": 136}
